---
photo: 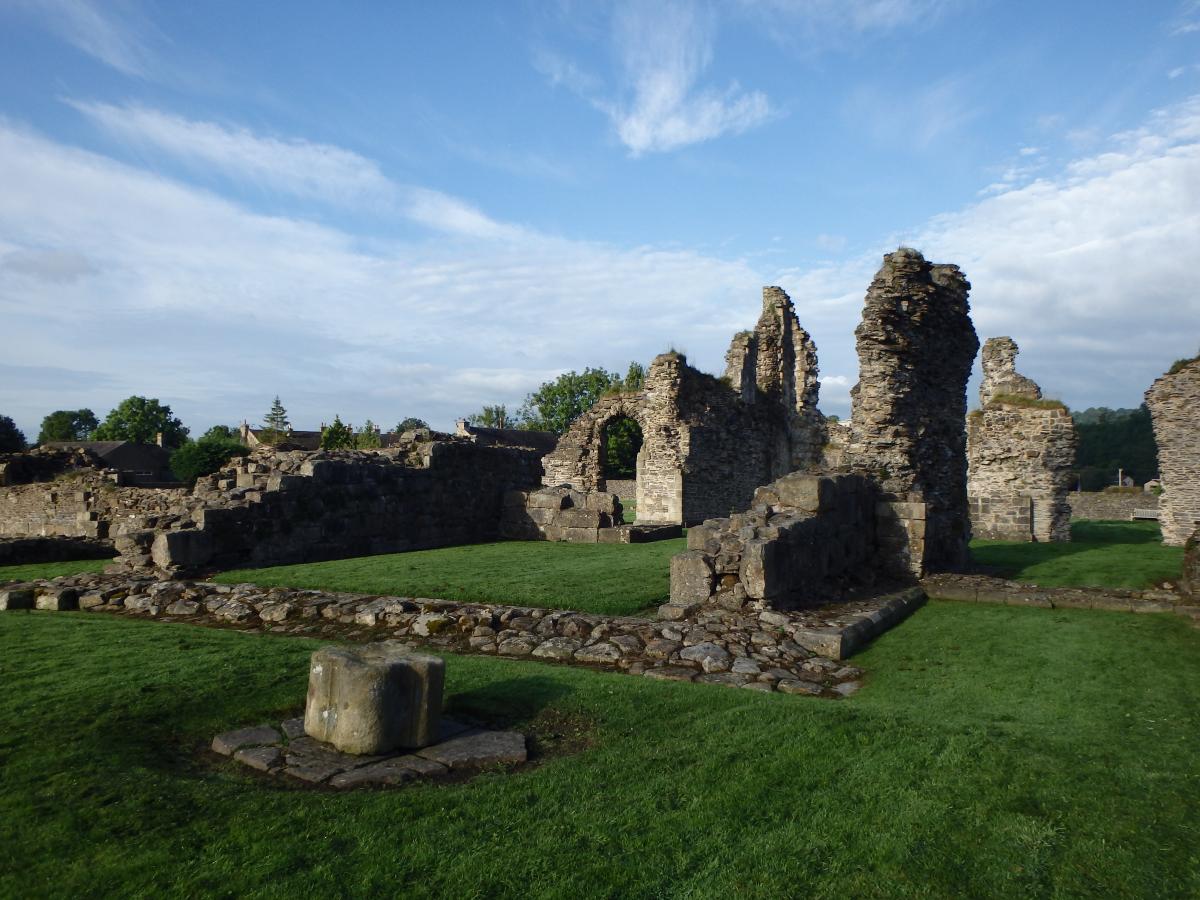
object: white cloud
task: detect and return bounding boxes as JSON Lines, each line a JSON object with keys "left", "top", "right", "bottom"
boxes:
{"left": 540, "top": 1, "right": 773, "bottom": 155}
{"left": 0, "top": 119, "right": 763, "bottom": 436}
{"left": 69, "top": 100, "right": 523, "bottom": 239}
{"left": 736, "top": 0, "right": 963, "bottom": 48}
{"left": 8, "top": 0, "right": 157, "bottom": 76}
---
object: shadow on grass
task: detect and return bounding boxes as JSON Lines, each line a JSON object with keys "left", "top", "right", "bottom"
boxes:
{"left": 446, "top": 676, "right": 576, "bottom": 727}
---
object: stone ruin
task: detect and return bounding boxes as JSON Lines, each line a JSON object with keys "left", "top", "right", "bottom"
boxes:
{"left": 967, "top": 337, "right": 1077, "bottom": 542}
{"left": 536, "top": 287, "right": 825, "bottom": 530}
{"left": 0, "top": 431, "right": 542, "bottom": 577}
{"left": 670, "top": 248, "right": 980, "bottom": 612}
{"left": 1145, "top": 356, "right": 1200, "bottom": 546}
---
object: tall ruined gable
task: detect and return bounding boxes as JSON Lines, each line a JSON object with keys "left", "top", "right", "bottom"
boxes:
{"left": 979, "top": 336, "right": 1042, "bottom": 405}
{"left": 1145, "top": 357, "right": 1200, "bottom": 546}
{"left": 848, "top": 247, "right": 978, "bottom": 571}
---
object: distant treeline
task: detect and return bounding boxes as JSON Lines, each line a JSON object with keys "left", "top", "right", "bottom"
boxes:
{"left": 1071, "top": 405, "right": 1159, "bottom": 490}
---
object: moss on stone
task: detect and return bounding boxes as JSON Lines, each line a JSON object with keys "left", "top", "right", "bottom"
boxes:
{"left": 988, "top": 393, "right": 1068, "bottom": 411}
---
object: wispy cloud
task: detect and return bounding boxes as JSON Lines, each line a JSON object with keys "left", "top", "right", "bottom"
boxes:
{"left": 8, "top": 0, "right": 159, "bottom": 77}
{"left": 69, "top": 100, "right": 524, "bottom": 239}
{"left": 736, "top": 0, "right": 963, "bottom": 48}
{"left": 1170, "top": 0, "right": 1200, "bottom": 35}
{"left": 843, "top": 76, "right": 978, "bottom": 150}
{"left": 539, "top": 1, "right": 773, "bottom": 156}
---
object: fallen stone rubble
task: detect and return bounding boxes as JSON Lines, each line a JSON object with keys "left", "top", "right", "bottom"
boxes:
{"left": 0, "top": 571, "right": 932, "bottom": 696}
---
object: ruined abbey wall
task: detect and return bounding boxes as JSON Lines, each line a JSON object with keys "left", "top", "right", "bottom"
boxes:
{"left": 541, "top": 287, "right": 826, "bottom": 526}
{"left": 967, "top": 337, "right": 1077, "bottom": 542}
{"left": 1145, "top": 358, "right": 1200, "bottom": 546}
{"left": 843, "top": 248, "right": 979, "bottom": 574}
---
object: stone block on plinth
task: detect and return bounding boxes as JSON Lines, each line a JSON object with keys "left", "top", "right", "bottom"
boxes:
{"left": 304, "top": 642, "right": 444, "bottom": 755}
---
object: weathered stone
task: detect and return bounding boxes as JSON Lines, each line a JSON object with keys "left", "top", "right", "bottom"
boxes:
{"left": 574, "top": 642, "right": 622, "bottom": 664}
{"left": 1146, "top": 358, "right": 1200, "bottom": 546}
{"left": 777, "top": 679, "right": 824, "bottom": 696}
{"left": 212, "top": 725, "right": 281, "bottom": 756}
{"left": 497, "top": 636, "right": 537, "bottom": 656}
{"left": 234, "top": 745, "right": 283, "bottom": 772}
{"left": 304, "top": 643, "right": 444, "bottom": 754}
{"left": 678, "top": 641, "right": 732, "bottom": 673}
{"left": 35, "top": 587, "right": 78, "bottom": 611}
{"left": 280, "top": 716, "right": 306, "bottom": 740}
{"left": 328, "top": 760, "right": 418, "bottom": 788}
{"left": 414, "top": 729, "right": 527, "bottom": 769}
{"left": 412, "top": 612, "right": 452, "bottom": 636}
{"left": 642, "top": 666, "right": 696, "bottom": 683}
{"left": 165, "top": 599, "right": 200, "bottom": 616}
{"left": 644, "top": 638, "right": 682, "bottom": 659}
{"left": 531, "top": 636, "right": 581, "bottom": 660}
{"left": 0, "top": 588, "right": 35, "bottom": 610}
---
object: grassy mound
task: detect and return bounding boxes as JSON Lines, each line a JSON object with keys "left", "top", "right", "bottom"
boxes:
{"left": 2, "top": 605, "right": 1198, "bottom": 897}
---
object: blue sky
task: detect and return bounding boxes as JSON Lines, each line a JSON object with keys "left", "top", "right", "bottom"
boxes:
{"left": 1, "top": 0, "right": 1198, "bottom": 439}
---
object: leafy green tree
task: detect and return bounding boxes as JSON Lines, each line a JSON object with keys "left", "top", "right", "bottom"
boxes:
{"left": 517, "top": 367, "right": 621, "bottom": 434}
{"left": 622, "top": 362, "right": 646, "bottom": 392}
{"left": 320, "top": 415, "right": 355, "bottom": 450}
{"left": 603, "top": 416, "right": 642, "bottom": 479}
{"left": 355, "top": 420, "right": 382, "bottom": 449}
{"left": 37, "top": 409, "right": 99, "bottom": 444}
{"left": 468, "top": 404, "right": 511, "bottom": 429}
{"left": 396, "top": 417, "right": 429, "bottom": 432}
{"left": 92, "top": 397, "right": 189, "bottom": 448}
{"left": 201, "top": 425, "right": 237, "bottom": 441}
{"left": 0, "top": 415, "right": 27, "bottom": 452}
{"left": 169, "top": 437, "right": 248, "bottom": 483}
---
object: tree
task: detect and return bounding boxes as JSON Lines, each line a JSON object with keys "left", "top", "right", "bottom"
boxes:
{"left": 355, "top": 419, "right": 382, "bottom": 449}
{"left": 320, "top": 415, "right": 355, "bottom": 450}
{"left": 264, "top": 396, "right": 290, "bottom": 431}
{"left": 468, "top": 404, "right": 511, "bottom": 429}
{"left": 396, "top": 417, "right": 429, "bottom": 432}
{"left": 0, "top": 415, "right": 27, "bottom": 453}
{"left": 622, "top": 361, "right": 646, "bottom": 392}
{"left": 169, "top": 436, "right": 247, "bottom": 483}
{"left": 37, "top": 409, "right": 98, "bottom": 444}
{"left": 517, "top": 367, "right": 621, "bottom": 434}
{"left": 1072, "top": 404, "right": 1159, "bottom": 490}
{"left": 91, "top": 396, "right": 188, "bottom": 448}
{"left": 201, "top": 425, "right": 237, "bottom": 441}
{"left": 604, "top": 416, "right": 642, "bottom": 479}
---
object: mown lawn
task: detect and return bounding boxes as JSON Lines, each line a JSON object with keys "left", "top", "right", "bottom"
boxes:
{"left": 2, "top": 603, "right": 1198, "bottom": 898}
{"left": 969, "top": 520, "right": 1184, "bottom": 589}
{"left": 215, "top": 538, "right": 686, "bottom": 617}
{"left": 0, "top": 557, "right": 110, "bottom": 583}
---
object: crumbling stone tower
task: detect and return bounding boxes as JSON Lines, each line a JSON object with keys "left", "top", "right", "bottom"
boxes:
{"left": 1145, "top": 356, "right": 1200, "bottom": 546}
{"left": 846, "top": 248, "right": 979, "bottom": 574}
{"left": 723, "top": 287, "right": 825, "bottom": 471}
{"left": 967, "top": 337, "right": 1077, "bottom": 542}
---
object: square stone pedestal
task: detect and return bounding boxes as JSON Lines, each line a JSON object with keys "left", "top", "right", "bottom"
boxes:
{"left": 304, "top": 642, "right": 444, "bottom": 755}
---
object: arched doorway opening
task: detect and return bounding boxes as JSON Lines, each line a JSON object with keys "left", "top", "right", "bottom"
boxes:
{"left": 601, "top": 415, "right": 643, "bottom": 519}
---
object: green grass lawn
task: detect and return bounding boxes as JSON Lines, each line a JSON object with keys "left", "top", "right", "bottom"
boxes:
{"left": 0, "top": 557, "right": 110, "bottom": 583}
{"left": 2, "top": 604, "right": 1198, "bottom": 897}
{"left": 215, "top": 538, "right": 686, "bottom": 616}
{"left": 969, "top": 520, "right": 1184, "bottom": 589}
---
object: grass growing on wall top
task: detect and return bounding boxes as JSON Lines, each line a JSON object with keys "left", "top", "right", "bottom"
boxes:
{"left": 215, "top": 538, "right": 686, "bottom": 617}
{"left": 2, "top": 605, "right": 1198, "bottom": 897}
{"left": 987, "top": 393, "right": 1068, "bottom": 410}
{"left": 969, "top": 520, "right": 1183, "bottom": 589}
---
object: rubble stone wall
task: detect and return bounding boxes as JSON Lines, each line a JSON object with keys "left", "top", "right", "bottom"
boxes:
{"left": 116, "top": 440, "right": 544, "bottom": 575}
{"left": 669, "top": 473, "right": 881, "bottom": 613}
{"left": 499, "top": 486, "right": 623, "bottom": 543}
{"left": 1068, "top": 491, "right": 1159, "bottom": 522}
{"left": 542, "top": 287, "right": 826, "bottom": 527}
{"left": 967, "top": 337, "right": 1077, "bottom": 542}
{"left": 843, "top": 248, "right": 978, "bottom": 574}
{"left": 0, "top": 473, "right": 188, "bottom": 540}
{"left": 1145, "top": 358, "right": 1200, "bottom": 546}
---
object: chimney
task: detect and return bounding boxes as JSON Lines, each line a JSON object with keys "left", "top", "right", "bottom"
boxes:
{"left": 155, "top": 432, "right": 164, "bottom": 447}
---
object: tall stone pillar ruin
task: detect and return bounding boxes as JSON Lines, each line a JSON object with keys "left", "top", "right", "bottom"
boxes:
{"left": 967, "top": 337, "right": 1077, "bottom": 542}
{"left": 1145, "top": 356, "right": 1200, "bottom": 546}
{"left": 846, "top": 248, "right": 979, "bottom": 575}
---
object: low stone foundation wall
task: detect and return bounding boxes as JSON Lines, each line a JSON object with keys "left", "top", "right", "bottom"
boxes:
{"left": 0, "top": 572, "right": 930, "bottom": 690}
{"left": 499, "top": 486, "right": 624, "bottom": 543}
{"left": 922, "top": 573, "right": 1193, "bottom": 618}
{"left": 1068, "top": 491, "right": 1158, "bottom": 522}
